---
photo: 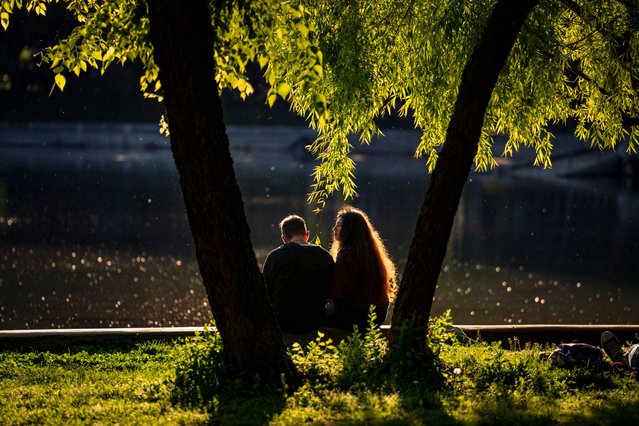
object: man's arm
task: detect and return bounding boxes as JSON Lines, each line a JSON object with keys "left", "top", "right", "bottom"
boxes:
{"left": 262, "top": 252, "right": 276, "bottom": 296}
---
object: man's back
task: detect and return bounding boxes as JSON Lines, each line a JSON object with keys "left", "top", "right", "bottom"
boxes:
{"left": 263, "top": 242, "right": 334, "bottom": 334}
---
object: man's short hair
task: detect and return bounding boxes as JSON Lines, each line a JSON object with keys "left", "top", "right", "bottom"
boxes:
{"left": 280, "top": 215, "right": 307, "bottom": 240}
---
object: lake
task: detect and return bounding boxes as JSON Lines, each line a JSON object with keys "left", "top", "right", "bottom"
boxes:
{"left": 1, "top": 124, "right": 638, "bottom": 329}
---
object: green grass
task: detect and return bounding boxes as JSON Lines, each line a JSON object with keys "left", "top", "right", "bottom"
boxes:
{"left": 2, "top": 319, "right": 638, "bottom": 425}
{"left": 0, "top": 342, "right": 207, "bottom": 425}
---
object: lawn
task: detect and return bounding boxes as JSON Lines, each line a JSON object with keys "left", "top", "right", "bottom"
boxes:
{"left": 1, "top": 318, "right": 638, "bottom": 425}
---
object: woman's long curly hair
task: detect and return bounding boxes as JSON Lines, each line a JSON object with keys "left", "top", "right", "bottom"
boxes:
{"left": 330, "top": 206, "right": 396, "bottom": 299}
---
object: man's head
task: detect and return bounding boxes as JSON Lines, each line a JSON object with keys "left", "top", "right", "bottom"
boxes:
{"left": 279, "top": 214, "right": 310, "bottom": 243}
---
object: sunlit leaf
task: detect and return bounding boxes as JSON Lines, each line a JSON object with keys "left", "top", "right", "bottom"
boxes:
{"left": 0, "top": 11, "right": 8, "bottom": 30}
{"left": 267, "top": 93, "right": 277, "bottom": 107}
{"left": 54, "top": 73, "right": 66, "bottom": 91}
{"left": 276, "top": 82, "right": 291, "bottom": 99}
{"left": 296, "top": 22, "right": 309, "bottom": 38}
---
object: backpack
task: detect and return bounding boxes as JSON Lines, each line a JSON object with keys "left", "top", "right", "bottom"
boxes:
{"left": 548, "top": 343, "right": 605, "bottom": 369}
{"left": 626, "top": 344, "right": 639, "bottom": 371}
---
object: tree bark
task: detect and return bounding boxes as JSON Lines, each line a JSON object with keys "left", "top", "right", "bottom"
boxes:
{"left": 390, "top": 0, "right": 540, "bottom": 343}
{"left": 146, "top": 0, "right": 289, "bottom": 378}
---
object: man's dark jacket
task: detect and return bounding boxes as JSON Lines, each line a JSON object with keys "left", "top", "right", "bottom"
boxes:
{"left": 262, "top": 242, "right": 334, "bottom": 334}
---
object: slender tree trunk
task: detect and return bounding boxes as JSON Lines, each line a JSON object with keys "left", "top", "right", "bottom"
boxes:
{"left": 146, "top": 0, "right": 289, "bottom": 378}
{"left": 390, "top": 0, "right": 539, "bottom": 343}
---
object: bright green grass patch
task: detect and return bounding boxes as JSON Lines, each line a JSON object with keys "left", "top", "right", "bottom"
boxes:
{"left": 0, "top": 342, "right": 207, "bottom": 425}
{"left": 2, "top": 317, "right": 638, "bottom": 425}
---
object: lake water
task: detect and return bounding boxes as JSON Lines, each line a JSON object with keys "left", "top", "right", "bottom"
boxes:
{"left": 1, "top": 125, "right": 638, "bottom": 329}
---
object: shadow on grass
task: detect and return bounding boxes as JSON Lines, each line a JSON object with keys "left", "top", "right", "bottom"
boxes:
{"left": 460, "top": 391, "right": 558, "bottom": 426}
{"left": 209, "top": 388, "right": 288, "bottom": 425}
{"left": 389, "top": 354, "right": 459, "bottom": 425}
{"left": 565, "top": 398, "right": 639, "bottom": 425}
{"left": 463, "top": 393, "right": 639, "bottom": 426}
{"left": 394, "top": 392, "right": 460, "bottom": 425}
{"left": 347, "top": 390, "right": 458, "bottom": 425}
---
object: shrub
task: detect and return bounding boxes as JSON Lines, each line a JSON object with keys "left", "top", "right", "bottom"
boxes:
{"left": 170, "top": 323, "right": 226, "bottom": 410}
{"left": 336, "top": 309, "right": 389, "bottom": 389}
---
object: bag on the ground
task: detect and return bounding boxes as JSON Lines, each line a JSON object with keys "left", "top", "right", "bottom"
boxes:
{"left": 548, "top": 343, "right": 605, "bottom": 369}
{"left": 626, "top": 344, "right": 639, "bottom": 371}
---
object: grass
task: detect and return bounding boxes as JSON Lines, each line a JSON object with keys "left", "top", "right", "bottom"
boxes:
{"left": 0, "top": 342, "right": 207, "bottom": 425}
{"left": 2, "top": 316, "right": 638, "bottom": 425}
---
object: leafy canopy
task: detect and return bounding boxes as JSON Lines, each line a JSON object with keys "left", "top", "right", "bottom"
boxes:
{"left": 3, "top": 0, "right": 639, "bottom": 204}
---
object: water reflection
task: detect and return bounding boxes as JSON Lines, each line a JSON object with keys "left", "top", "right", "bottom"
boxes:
{"left": 1, "top": 127, "right": 638, "bottom": 328}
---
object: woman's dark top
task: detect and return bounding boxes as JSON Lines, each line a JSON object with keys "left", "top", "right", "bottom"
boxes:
{"left": 328, "top": 246, "right": 389, "bottom": 330}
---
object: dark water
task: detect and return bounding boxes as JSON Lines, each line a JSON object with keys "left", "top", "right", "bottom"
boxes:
{"left": 1, "top": 127, "right": 639, "bottom": 329}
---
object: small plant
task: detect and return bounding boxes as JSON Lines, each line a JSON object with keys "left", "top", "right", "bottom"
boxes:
{"left": 427, "top": 309, "right": 460, "bottom": 354}
{"left": 170, "top": 322, "right": 226, "bottom": 410}
{"left": 287, "top": 308, "right": 389, "bottom": 390}
{"left": 336, "top": 308, "right": 388, "bottom": 389}
{"left": 288, "top": 332, "right": 340, "bottom": 386}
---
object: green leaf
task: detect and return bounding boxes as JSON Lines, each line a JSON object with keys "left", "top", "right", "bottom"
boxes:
{"left": 267, "top": 93, "right": 277, "bottom": 107}
{"left": 227, "top": 73, "right": 238, "bottom": 89}
{"left": 266, "top": 70, "right": 276, "bottom": 86}
{"left": 276, "top": 82, "right": 291, "bottom": 99}
{"left": 312, "top": 93, "right": 327, "bottom": 115}
{"left": 296, "top": 22, "right": 309, "bottom": 38}
{"left": 1, "top": 11, "right": 8, "bottom": 30}
{"left": 54, "top": 73, "right": 66, "bottom": 91}
{"left": 103, "top": 46, "right": 115, "bottom": 61}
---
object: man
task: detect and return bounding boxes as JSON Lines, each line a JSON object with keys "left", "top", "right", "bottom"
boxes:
{"left": 262, "top": 214, "right": 334, "bottom": 335}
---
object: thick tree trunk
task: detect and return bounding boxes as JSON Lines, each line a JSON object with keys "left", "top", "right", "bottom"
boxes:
{"left": 390, "top": 0, "right": 539, "bottom": 343}
{"left": 146, "top": 0, "right": 289, "bottom": 377}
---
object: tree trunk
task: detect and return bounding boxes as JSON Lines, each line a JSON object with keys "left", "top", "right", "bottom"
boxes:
{"left": 146, "top": 0, "right": 289, "bottom": 378}
{"left": 390, "top": 0, "right": 539, "bottom": 343}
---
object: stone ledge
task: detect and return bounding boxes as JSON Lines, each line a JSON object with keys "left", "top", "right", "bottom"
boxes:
{"left": 460, "top": 324, "right": 639, "bottom": 347}
{"left": 1, "top": 324, "right": 638, "bottom": 351}
{"left": 0, "top": 327, "right": 203, "bottom": 351}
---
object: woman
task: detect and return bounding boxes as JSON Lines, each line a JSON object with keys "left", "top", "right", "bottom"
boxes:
{"left": 327, "top": 206, "right": 396, "bottom": 330}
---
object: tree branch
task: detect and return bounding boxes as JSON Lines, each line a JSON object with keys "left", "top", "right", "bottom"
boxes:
{"left": 554, "top": 0, "right": 639, "bottom": 127}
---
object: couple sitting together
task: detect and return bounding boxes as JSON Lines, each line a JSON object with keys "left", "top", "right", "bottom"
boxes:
{"left": 262, "top": 206, "right": 396, "bottom": 335}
